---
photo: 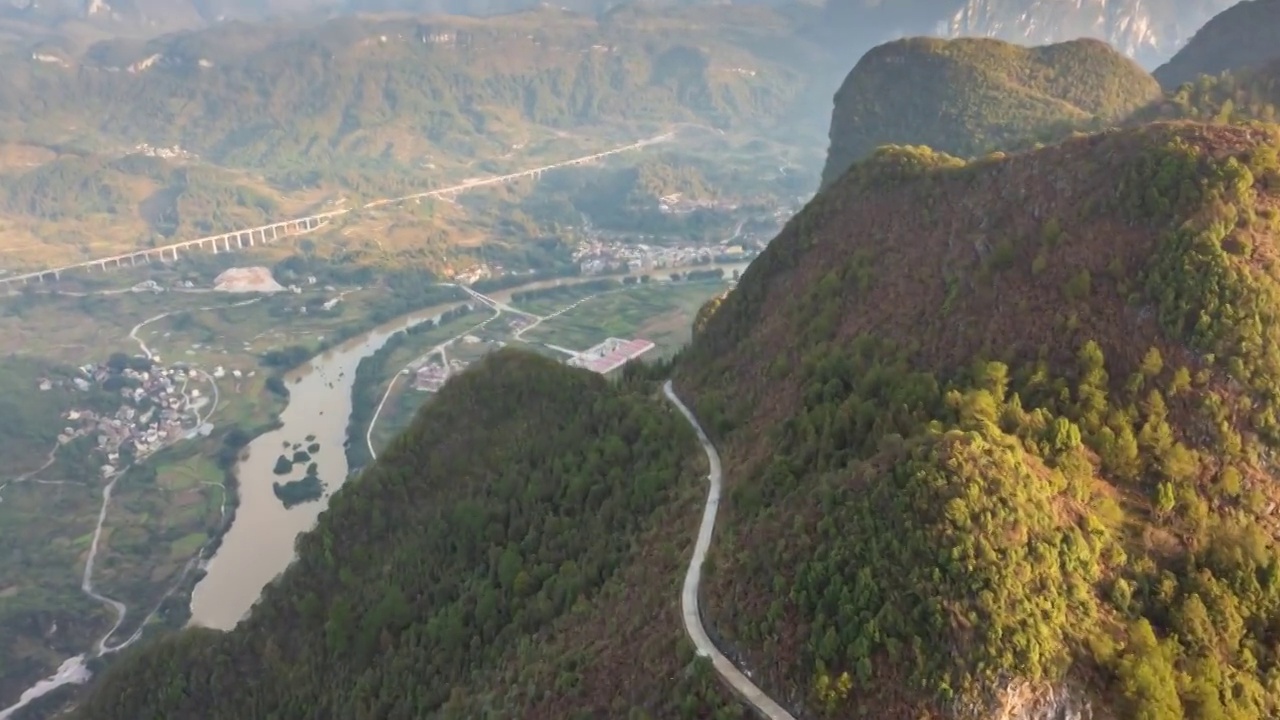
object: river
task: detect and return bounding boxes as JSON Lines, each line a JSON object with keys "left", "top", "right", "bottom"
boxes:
{"left": 185, "top": 300, "right": 468, "bottom": 630}
{"left": 188, "top": 262, "right": 749, "bottom": 630}
{"left": 0, "top": 263, "right": 752, "bottom": 714}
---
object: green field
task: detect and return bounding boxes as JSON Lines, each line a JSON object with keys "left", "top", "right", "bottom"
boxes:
{"left": 0, "top": 267, "right": 738, "bottom": 701}
{"left": 362, "top": 307, "right": 499, "bottom": 454}
{"left": 520, "top": 280, "right": 730, "bottom": 355}
{"left": 507, "top": 281, "right": 628, "bottom": 316}
{"left": 369, "top": 384, "right": 435, "bottom": 455}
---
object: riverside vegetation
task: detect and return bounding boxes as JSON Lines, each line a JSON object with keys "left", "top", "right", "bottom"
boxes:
{"left": 22, "top": 2, "right": 1280, "bottom": 717}
{"left": 72, "top": 350, "right": 750, "bottom": 720}
{"left": 68, "top": 120, "right": 1280, "bottom": 718}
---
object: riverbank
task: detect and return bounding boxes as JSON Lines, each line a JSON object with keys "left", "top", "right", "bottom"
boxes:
{"left": 186, "top": 295, "right": 486, "bottom": 630}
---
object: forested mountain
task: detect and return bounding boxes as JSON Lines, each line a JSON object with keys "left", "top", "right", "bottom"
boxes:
{"left": 0, "top": 6, "right": 828, "bottom": 171}
{"left": 813, "top": 0, "right": 1236, "bottom": 68}
{"left": 677, "top": 121, "right": 1280, "bottom": 717}
{"left": 71, "top": 349, "right": 753, "bottom": 719}
{"left": 71, "top": 117, "right": 1280, "bottom": 718}
{"left": 818, "top": 36, "right": 1160, "bottom": 189}
{"left": 1, "top": 0, "right": 1234, "bottom": 69}
{"left": 1152, "top": 0, "right": 1280, "bottom": 88}
{"left": 1139, "top": 56, "right": 1280, "bottom": 124}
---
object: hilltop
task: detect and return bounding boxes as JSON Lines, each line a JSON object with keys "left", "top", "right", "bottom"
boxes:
{"left": 818, "top": 37, "right": 1160, "bottom": 189}
{"left": 814, "top": 0, "right": 1240, "bottom": 68}
{"left": 62, "top": 117, "right": 1280, "bottom": 719}
{"left": 1152, "top": 0, "right": 1280, "bottom": 88}
{"left": 678, "top": 121, "right": 1280, "bottom": 717}
{"left": 68, "top": 349, "right": 750, "bottom": 719}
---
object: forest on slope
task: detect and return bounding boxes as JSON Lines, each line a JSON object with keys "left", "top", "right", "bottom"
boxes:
{"left": 71, "top": 349, "right": 748, "bottom": 720}
{"left": 0, "top": 6, "right": 828, "bottom": 172}
{"left": 1140, "top": 57, "right": 1280, "bottom": 125}
{"left": 818, "top": 36, "right": 1161, "bottom": 189}
{"left": 677, "top": 122, "right": 1280, "bottom": 718}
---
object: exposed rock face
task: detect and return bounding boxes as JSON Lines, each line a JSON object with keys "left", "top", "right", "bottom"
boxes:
{"left": 0, "top": 0, "right": 1238, "bottom": 66}
{"left": 213, "top": 266, "right": 284, "bottom": 292}
{"left": 820, "top": 0, "right": 1237, "bottom": 68}
{"left": 1152, "top": 0, "right": 1280, "bottom": 87}
{"left": 994, "top": 682, "right": 1103, "bottom": 720}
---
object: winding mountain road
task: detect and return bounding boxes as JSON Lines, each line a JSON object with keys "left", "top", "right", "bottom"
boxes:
{"left": 663, "top": 380, "right": 798, "bottom": 720}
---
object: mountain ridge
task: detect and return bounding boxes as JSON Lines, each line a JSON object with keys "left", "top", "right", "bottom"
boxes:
{"left": 818, "top": 36, "right": 1161, "bottom": 190}
{"left": 1153, "top": 0, "right": 1280, "bottom": 88}
{"left": 59, "top": 117, "right": 1280, "bottom": 719}
{"left": 0, "top": 6, "right": 823, "bottom": 173}
{"left": 0, "top": 0, "right": 1245, "bottom": 69}
{"left": 677, "top": 119, "right": 1280, "bottom": 718}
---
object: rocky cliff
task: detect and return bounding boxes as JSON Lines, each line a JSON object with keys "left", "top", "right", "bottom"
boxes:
{"left": 820, "top": 0, "right": 1236, "bottom": 68}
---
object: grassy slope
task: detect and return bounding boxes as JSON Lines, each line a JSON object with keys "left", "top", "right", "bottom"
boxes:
{"left": 678, "top": 122, "right": 1280, "bottom": 718}
{"left": 818, "top": 36, "right": 1162, "bottom": 189}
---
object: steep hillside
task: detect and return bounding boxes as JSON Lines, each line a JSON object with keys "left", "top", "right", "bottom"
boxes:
{"left": 0, "top": 6, "right": 819, "bottom": 171}
{"left": 1140, "top": 56, "right": 1280, "bottom": 124}
{"left": 1153, "top": 0, "right": 1280, "bottom": 88}
{"left": 69, "top": 350, "right": 748, "bottom": 719}
{"left": 819, "top": 37, "right": 1160, "bottom": 189}
{"left": 679, "top": 122, "right": 1280, "bottom": 718}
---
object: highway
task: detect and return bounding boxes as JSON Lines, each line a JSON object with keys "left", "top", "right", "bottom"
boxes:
{"left": 0, "top": 133, "right": 674, "bottom": 288}
{"left": 663, "top": 380, "right": 798, "bottom": 720}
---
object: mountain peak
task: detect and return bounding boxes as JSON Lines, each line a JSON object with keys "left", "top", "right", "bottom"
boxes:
{"left": 818, "top": 35, "right": 1160, "bottom": 189}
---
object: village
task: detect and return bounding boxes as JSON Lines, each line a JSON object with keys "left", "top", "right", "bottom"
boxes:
{"left": 41, "top": 357, "right": 225, "bottom": 477}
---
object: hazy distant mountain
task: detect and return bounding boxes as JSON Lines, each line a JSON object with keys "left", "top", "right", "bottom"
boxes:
{"left": 1152, "top": 0, "right": 1280, "bottom": 87}
{"left": 821, "top": 0, "right": 1241, "bottom": 68}
{"left": 0, "top": 0, "right": 1242, "bottom": 69}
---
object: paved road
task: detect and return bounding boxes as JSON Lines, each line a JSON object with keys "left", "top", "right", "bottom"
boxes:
{"left": 364, "top": 306, "right": 502, "bottom": 461}
{"left": 663, "top": 380, "right": 798, "bottom": 720}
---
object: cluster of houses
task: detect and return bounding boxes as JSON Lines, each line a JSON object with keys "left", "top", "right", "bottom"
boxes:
{"left": 573, "top": 241, "right": 728, "bottom": 275}
{"left": 43, "top": 360, "right": 215, "bottom": 476}
{"left": 410, "top": 356, "right": 470, "bottom": 393}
